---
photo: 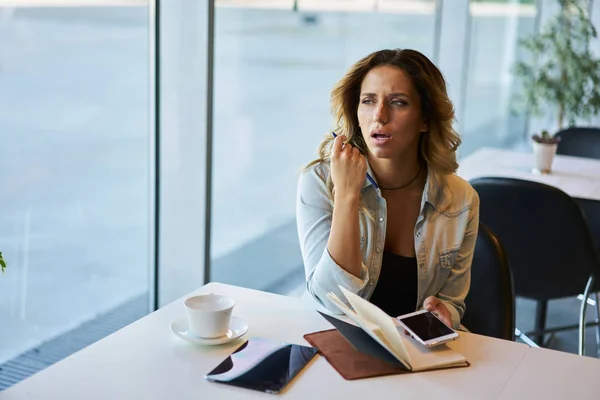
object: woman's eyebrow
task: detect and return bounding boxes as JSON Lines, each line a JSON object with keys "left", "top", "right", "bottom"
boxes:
{"left": 359, "top": 92, "right": 410, "bottom": 97}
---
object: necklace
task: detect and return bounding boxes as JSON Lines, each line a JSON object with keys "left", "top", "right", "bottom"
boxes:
{"left": 379, "top": 167, "right": 422, "bottom": 191}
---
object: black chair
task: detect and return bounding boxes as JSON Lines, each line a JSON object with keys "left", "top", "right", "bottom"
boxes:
{"left": 470, "top": 177, "right": 600, "bottom": 355}
{"left": 555, "top": 127, "right": 600, "bottom": 160}
{"left": 555, "top": 127, "right": 600, "bottom": 256}
{"left": 463, "top": 223, "right": 515, "bottom": 341}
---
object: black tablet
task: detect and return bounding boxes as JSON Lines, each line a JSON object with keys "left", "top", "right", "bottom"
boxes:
{"left": 205, "top": 338, "right": 319, "bottom": 394}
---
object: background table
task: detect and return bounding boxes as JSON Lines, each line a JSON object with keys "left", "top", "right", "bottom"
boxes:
{"left": 458, "top": 147, "right": 600, "bottom": 201}
{"left": 458, "top": 146, "right": 600, "bottom": 253}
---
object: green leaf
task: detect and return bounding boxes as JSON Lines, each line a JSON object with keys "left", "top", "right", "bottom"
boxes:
{"left": 513, "top": 0, "right": 600, "bottom": 127}
{"left": 0, "top": 252, "right": 6, "bottom": 274}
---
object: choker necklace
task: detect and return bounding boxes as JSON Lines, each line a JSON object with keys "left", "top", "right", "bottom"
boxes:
{"left": 379, "top": 167, "right": 422, "bottom": 191}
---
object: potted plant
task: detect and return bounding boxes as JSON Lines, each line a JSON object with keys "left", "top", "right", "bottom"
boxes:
{"left": 513, "top": 0, "right": 600, "bottom": 172}
{"left": 0, "top": 251, "right": 5, "bottom": 274}
{"left": 532, "top": 130, "right": 561, "bottom": 174}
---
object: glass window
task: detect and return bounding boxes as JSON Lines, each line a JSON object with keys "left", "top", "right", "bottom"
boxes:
{"left": 156, "top": 1, "right": 211, "bottom": 306}
{"left": 211, "top": 0, "right": 438, "bottom": 294}
{"left": 0, "top": 3, "right": 151, "bottom": 389}
{"left": 461, "top": 0, "right": 538, "bottom": 155}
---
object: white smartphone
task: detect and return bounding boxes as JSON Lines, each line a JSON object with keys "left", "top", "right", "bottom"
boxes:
{"left": 396, "top": 309, "right": 459, "bottom": 347}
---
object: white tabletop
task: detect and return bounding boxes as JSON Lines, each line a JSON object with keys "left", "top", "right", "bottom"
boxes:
{"left": 0, "top": 282, "right": 538, "bottom": 400}
{"left": 458, "top": 147, "right": 600, "bottom": 201}
{"left": 497, "top": 346, "right": 600, "bottom": 400}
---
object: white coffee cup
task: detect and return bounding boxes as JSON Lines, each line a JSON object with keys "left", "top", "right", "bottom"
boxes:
{"left": 184, "top": 293, "right": 235, "bottom": 338}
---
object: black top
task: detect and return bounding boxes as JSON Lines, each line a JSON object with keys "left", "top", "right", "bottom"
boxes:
{"left": 368, "top": 252, "right": 418, "bottom": 317}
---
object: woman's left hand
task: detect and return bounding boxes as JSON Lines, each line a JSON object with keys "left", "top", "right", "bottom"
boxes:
{"left": 423, "top": 296, "right": 453, "bottom": 328}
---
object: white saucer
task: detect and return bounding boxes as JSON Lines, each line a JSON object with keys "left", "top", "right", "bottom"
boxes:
{"left": 170, "top": 316, "right": 249, "bottom": 345}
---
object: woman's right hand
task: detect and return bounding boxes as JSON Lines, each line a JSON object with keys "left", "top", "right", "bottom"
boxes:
{"left": 330, "top": 135, "right": 367, "bottom": 200}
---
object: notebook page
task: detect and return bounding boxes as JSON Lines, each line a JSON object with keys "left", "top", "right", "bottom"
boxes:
{"left": 326, "top": 292, "right": 411, "bottom": 370}
{"left": 339, "top": 286, "right": 411, "bottom": 367}
{"left": 326, "top": 292, "right": 467, "bottom": 372}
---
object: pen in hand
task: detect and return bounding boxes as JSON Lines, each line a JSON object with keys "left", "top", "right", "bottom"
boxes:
{"left": 331, "top": 132, "right": 379, "bottom": 190}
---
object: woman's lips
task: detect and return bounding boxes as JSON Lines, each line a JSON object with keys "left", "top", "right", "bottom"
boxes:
{"left": 370, "top": 132, "right": 392, "bottom": 145}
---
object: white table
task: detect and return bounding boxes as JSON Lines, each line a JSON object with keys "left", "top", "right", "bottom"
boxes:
{"left": 458, "top": 147, "right": 600, "bottom": 201}
{"left": 0, "top": 283, "right": 527, "bottom": 400}
{"left": 1, "top": 283, "right": 599, "bottom": 399}
{"left": 497, "top": 346, "right": 600, "bottom": 400}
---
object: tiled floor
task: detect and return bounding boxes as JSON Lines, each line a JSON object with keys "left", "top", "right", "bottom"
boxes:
{"left": 515, "top": 296, "right": 600, "bottom": 357}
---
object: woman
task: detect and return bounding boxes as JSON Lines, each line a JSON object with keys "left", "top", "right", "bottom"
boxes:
{"left": 296, "top": 49, "right": 479, "bottom": 329}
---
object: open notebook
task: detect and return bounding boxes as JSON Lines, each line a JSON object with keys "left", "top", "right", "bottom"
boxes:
{"left": 317, "top": 286, "right": 468, "bottom": 373}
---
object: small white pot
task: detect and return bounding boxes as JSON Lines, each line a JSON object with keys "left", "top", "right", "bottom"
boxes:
{"left": 532, "top": 140, "right": 558, "bottom": 174}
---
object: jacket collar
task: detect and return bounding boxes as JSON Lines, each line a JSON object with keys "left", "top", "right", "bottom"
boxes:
{"left": 363, "top": 161, "right": 450, "bottom": 213}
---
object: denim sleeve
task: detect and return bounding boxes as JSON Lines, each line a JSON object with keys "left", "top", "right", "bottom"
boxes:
{"left": 296, "top": 163, "right": 369, "bottom": 313}
{"left": 437, "top": 191, "right": 480, "bottom": 329}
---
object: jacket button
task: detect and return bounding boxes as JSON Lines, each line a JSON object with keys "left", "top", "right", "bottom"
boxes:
{"left": 376, "top": 247, "right": 382, "bottom": 253}
{"left": 378, "top": 217, "right": 384, "bottom": 222}
{"left": 420, "top": 264, "right": 425, "bottom": 269}
{"left": 416, "top": 231, "right": 421, "bottom": 237}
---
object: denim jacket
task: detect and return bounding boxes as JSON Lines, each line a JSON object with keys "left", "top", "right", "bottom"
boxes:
{"left": 296, "top": 161, "right": 479, "bottom": 328}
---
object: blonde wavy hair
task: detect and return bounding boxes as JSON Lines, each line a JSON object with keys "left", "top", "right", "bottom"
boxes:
{"left": 305, "top": 48, "right": 461, "bottom": 208}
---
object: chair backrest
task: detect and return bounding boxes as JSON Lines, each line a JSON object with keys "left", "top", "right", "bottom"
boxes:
{"left": 463, "top": 222, "right": 515, "bottom": 341}
{"left": 555, "top": 127, "right": 600, "bottom": 160}
{"left": 470, "top": 177, "right": 600, "bottom": 300}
